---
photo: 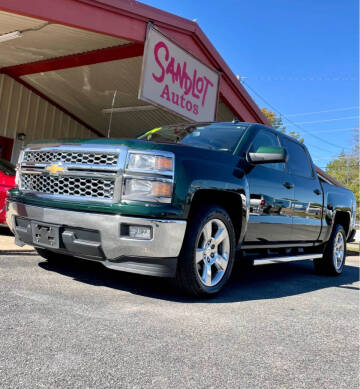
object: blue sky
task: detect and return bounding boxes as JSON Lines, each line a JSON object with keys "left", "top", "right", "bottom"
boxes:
{"left": 141, "top": 0, "right": 359, "bottom": 167}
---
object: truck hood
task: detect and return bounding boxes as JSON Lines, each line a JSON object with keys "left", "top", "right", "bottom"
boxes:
{"left": 28, "top": 138, "right": 239, "bottom": 165}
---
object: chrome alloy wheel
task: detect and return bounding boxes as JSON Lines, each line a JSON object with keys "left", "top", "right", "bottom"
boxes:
{"left": 196, "top": 219, "right": 230, "bottom": 287}
{"left": 333, "top": 231, "right": 345, "bottom": 271}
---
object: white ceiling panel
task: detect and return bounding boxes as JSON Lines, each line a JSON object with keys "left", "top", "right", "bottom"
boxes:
{"left": 103, "top": 109, "right": 188, "bottom": 138}
{"left": 0, "top": 10, "right": 130, "bottom": 67}
{"left": 0, "top": 11, "right": 43, "bottom": 34}
{"left": 22, "top": 56, "right": 236, "bottom": 137}
{"left": 23, "top": 57, "right": 186, "bottom": 137}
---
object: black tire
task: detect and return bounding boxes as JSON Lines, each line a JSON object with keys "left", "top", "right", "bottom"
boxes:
{"left": 176, "top": 204, "right": 236, "bottom": 297}
{"left": 35, "top": 247, "right": 70, "bottom": 263}
{"left": 313, "top": 224, "right": 347, "bottom": 275}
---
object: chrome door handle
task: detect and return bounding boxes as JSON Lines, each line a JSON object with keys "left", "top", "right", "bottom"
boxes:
{"left": 313, "top": 189, "right": 321, "bottom": 195}
{"left": 283, "top": 182, "right": 294, "bottom": 189}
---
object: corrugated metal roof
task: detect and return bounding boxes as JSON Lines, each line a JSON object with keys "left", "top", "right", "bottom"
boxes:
{"left": 217, "top": 101, "right": 234, "bottom": 122}
{"left": 23, "top": 56, "right": 236, "bottom": 137}
{"left": 0, "top": 74, "right": 95, "bottom": 142}
{"left": 0, "top": 10, "right": 130, "bottom": 67}
{"left": 23, "top": 57, "right": 186, "bottom": 137}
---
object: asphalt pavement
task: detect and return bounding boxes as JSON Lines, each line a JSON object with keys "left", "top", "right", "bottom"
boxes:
{"left": 0, "top": 227, "right": 359, "bottom": 389}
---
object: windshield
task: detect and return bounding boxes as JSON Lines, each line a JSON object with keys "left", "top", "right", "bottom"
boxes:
{"left": 137, "top": 122, "right": 249, "bottom": 153}
{"left": 0, "top": 158, "right": 15, "bottom": 175}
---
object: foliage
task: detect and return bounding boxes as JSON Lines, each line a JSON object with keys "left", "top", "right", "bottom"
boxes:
{"left": 261, "top": 107, "right": 304, "bottom": 143}
{"left": 326, "top": 128, "right": 359, "bottom": 206}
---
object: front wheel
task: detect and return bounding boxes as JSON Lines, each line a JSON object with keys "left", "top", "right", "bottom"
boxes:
{"left": 314, "top": 224, "right": 346, "bottom": 275}
{"left": 176, "top": 204, "right": 236, "bottom": 297}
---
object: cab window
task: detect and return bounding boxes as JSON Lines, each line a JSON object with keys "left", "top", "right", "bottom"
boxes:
{"left": 249, "top": 129, "right": 284, "bottom": 171}
{"left": 282, "top": 138, "right": 313, "bottom": 178}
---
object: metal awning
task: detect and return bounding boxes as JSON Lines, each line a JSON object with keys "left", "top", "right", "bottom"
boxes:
{"left": 0, "top": 1, "right": 268, "bottom": 138}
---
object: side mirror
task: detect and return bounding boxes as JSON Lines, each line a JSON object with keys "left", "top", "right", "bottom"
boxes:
{"left": 247, "top": 146, "right": 287, "bottom": 164}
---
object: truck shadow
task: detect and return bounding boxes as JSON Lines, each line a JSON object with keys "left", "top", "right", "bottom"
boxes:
{"left": 38, "top": 250, "right": 360, "bottom": 303}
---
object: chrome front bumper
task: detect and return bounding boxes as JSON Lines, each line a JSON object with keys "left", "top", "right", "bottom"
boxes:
{"left": 6, "top": 201, "right": 187, "bottom": 277}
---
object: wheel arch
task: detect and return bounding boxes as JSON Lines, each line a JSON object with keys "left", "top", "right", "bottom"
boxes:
{"left": 333, "top": 210, "right": 351, "bottom": 237}
{"left": 188, "top": 189, "right": 247, "bottom": 247}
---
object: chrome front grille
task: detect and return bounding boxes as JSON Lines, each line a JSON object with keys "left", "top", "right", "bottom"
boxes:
{"left": 21, "top": 174, "right": 115, "bottom": 200}
{"left": 23, "top": 150, "right": 119, "bottom": 167}
{"left": 19, "top": 145, "right": 127, "bottom": 202}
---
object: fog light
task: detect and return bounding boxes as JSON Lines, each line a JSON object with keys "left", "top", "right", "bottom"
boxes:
{"left": 129, "top": 225, "right": 152, "bottom": 240}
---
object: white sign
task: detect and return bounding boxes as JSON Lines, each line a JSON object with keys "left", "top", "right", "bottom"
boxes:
{"left": 139, "top": 26, "right": 220, "bottom": 122}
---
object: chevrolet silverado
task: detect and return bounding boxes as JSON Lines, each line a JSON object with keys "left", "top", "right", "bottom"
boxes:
{"left": 6, "top": 122, "right": 356, "bottom": 296}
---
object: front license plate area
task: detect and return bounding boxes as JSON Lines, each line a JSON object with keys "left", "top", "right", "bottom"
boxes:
{"left": 31, "top": 222, "right": 60, "bottom": 249}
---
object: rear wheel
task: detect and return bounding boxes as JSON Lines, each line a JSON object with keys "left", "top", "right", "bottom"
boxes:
{"left": 176, "top": 204, "right": 236, "bottom": 297}
{"left": 314, "top": 224, "right": 346, "bottom": 275}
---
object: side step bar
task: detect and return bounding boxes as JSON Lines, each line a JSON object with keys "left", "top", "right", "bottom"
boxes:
{"left": 254, "top": 253, "right": 323, "bottom": 266}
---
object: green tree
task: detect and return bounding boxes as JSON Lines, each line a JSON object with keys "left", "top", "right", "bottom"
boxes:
{"left": 261, "top": 107, "right": 304, "bottom": 143}
{"left": 326, "top": 127, "right": 359, "bottom": 207}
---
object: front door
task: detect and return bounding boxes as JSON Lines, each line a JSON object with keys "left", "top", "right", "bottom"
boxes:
{"left": 243, "top": 129, "right": 294, "bottom": 245}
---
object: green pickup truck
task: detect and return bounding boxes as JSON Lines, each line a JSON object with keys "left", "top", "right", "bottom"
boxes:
{"left": 7, "top": 122, "right": 356, "bottom": 296}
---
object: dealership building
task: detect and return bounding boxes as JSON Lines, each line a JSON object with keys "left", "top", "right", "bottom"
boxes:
{"left": 0, "top": 0, "right": 269, "bottom": 164}
{"left": 0, "top": 0, "right": 339, "bottom": 186}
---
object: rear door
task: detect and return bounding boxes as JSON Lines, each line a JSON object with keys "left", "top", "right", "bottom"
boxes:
{"left": 243, "top": 128, "right": 294, "bottom": 245}
{"left": 281, "top": 137, "right": 322, "bottom": 242}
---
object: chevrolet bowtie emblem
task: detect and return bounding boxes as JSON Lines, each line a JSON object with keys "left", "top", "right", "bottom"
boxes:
{"left": 45, "top": 164, "right": 65, "bottom": 174}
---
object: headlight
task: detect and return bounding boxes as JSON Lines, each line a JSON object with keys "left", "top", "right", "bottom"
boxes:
{"left": 15, "top": 150, "right": 24, "bottom": 187}
{"left": 15, "top": 169, "right": 20, "bottom": 187}
{"left": 123, "top": 150, "right": 175, "bottom": 203}
{"left": 127, "top": 152, "right": 173, "bottom": 173}
{"left": 123, "top": 178, "right": 173, "bottom": 203}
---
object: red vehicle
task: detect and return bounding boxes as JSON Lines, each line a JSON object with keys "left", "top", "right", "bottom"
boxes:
{"left": 0, "top": 158, "right": 16, "bottom": 226}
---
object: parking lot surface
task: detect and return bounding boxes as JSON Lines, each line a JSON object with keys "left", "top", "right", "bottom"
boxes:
{"left": 0, "top": 228, "right": 359, "bottom": 389}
